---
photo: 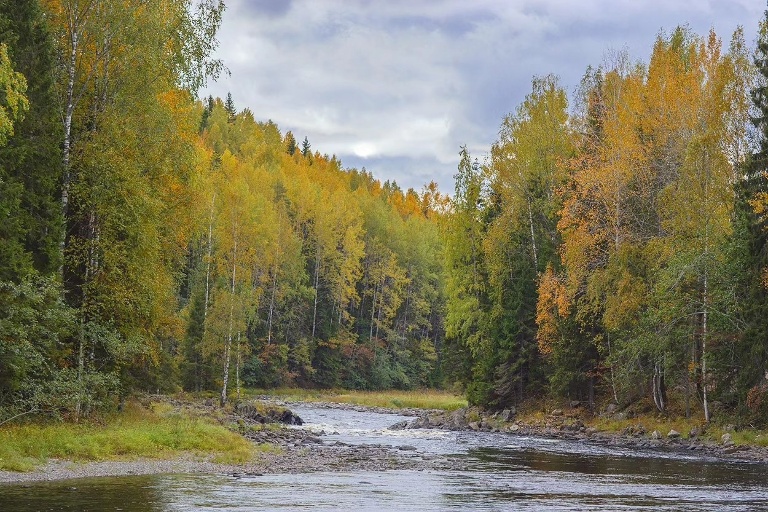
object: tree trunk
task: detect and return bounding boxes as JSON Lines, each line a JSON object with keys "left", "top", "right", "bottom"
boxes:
{"left": 652, "top": 361, "right": 666, "bottom": 412}
{"left": 369, "top": 280, "right": 377, "bottom": 344}
{"left": 702, "top": 269, "right": 710, "bottom": 423}
{"left": 204, "top": 193, "right": 216, "bottom": 318}
{"left": 60, "top": 19, "right": 78, "bottom": 268}
{"left": 235, "top": 331, "right": 241, "bottom": 402}
{"left": 311, "top": 250, "right": 320, "bottom": 339}
{"left": 220, "top": 236, "right": 237, "bottom": 407}
{"left": 527, "top": 198, "right": 538, "bottom": 270}
{"left": 267, "top": 263, "right": 277, "bottom": 344}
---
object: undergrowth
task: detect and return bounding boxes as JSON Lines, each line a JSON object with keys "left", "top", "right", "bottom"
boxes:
{"left": 0, "top": 400, "right": 256, "bottom": 472}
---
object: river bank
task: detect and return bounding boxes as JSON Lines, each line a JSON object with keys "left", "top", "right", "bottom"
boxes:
{"left": 1, "top": 396, "right": 766, "bottom": 485}
{"left": 391, "top": 403, "right": 768, "bottom": 463}
{"left": 0, "top": 397, "right": 454, "bottom": 484}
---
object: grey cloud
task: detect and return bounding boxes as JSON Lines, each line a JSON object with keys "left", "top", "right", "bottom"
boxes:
{"left": 233, "top": 0, "right": 293, "bottom": 19}
{"left": 204, "top": 0, "right": 765, "bottom": 193}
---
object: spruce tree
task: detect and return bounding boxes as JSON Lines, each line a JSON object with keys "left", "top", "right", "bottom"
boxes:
{"left": 0, "top": 0, "right": 63, "bottom": 281}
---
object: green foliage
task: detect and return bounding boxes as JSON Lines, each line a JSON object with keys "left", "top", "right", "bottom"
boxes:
{"left": 0, "top": 277, "right": 74, "bottom": 416}
{"left": 0, "top": 400, "right": 254, "bottom": 471}
{"left": 0, "top": 42, "right": 27, "bottom": 144}
{"left": 0, "top": 0, "right": 62, "bottom": 281}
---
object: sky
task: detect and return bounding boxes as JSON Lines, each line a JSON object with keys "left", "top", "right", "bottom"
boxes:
{"left": 200, "top": 0, "right": 764, "bottom": 193}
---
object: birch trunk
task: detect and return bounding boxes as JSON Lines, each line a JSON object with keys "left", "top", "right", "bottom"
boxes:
{"left": 311, "top": 251, "right": 320, "bottom": 339}
{"left": 204, "top": 193, "right": 216, "bottom": 317}
{"left": 60, "top": 20, "right": 78, "bottom": 272}
{"left": 702, "top": 269, "right": 710, "bottom": 423}
{"left": 220, "top": 236, "right": 237, "bottom": 407}
{"left": 527, "top": 198, "right": 538, "bottom": 270}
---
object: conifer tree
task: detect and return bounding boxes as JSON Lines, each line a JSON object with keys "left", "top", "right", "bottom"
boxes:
{"left": 0, "top": 0, "right": 60, "bottom": 281}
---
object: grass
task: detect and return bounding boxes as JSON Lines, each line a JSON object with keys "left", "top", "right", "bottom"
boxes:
{"left": 0, "top": 400, "right": 257, "bottom": 472}
{"left": 591, "top": 414, "right": 706, "bottom": 438}
{"left": 581, "top": 410, "right": 768, "bottom": 446}
{"left": 245, "top": 388, "right": 467, "bottom": 411}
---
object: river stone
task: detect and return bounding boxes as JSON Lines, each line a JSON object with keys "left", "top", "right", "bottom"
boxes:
{"left": 449, "top": 409, "right": 468, "bottom": 430}
{"left": 721, "top": 433, "right": 733, "bottom": 446}
{"left": 499, "top": 408, "right": 515, "bottom": 422}
{"left": 651, "top": 430, "right": 661, "bottom": 440}
{"left": 508, "top": 423, "right": 520, "bottom": 432}
{"left": 667, "top": 429, "right": 681, "bottom": 439}
{"left": 389, "top": 420, "right": 409, "bottom": 430}
{"left": 408, "top": 416, "right": 432, "bottom": 429}
{"left": 280, "top": 409, "right": 304, "bottom": 425}
{"left": 551, "top": 409, "right": 564, "bottom": 416}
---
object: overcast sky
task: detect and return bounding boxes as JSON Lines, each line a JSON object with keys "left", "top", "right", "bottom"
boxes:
{"left": 200, "top": 0, "right": 764, "bottom": 192}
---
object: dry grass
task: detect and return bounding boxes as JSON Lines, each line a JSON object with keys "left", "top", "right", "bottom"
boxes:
{"left": 246, "top": 388, "right": 467, "bottom": 411}
{"left": 0, "top": 400, "right": 258, "bottom": 472}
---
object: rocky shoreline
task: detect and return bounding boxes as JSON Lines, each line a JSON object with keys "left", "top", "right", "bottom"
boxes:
{"left": 0, "top": 398, "right": 455, "bottom": 485}
{"left": 391, "top": 405, "right": 768, "bottom": 463}
{"left": 1, "top": 399, "right": 766, "bottom": 484}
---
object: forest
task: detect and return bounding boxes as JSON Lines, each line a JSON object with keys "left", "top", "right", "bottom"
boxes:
{"left": 3, "top": 0, "right": 768, "bottom": 427}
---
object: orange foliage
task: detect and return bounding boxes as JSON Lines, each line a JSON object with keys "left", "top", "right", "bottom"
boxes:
{"left": 535, "top": 265, "right": 569, "bottom": 356}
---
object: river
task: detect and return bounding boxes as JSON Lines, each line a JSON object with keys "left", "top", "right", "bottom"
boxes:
{"left": 1, "top": 404, "right": 767, "bottom": 511}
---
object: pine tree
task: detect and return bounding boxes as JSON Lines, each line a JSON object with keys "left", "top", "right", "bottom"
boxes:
{"left": 225, "top": 92, "right": 236, "bottom": 122}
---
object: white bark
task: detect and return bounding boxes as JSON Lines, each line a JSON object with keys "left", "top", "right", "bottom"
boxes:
{"left": 220, "top": 234, "right": 237, "bottom": 407}
{"left": 702, "top": 268, "right": 710, "bottom": 423}
{"left": 527, "top": 198, "right": 538, "bottom": 270}
{"left": 311, "top": 251, "right": 320, "bottom": 339}
{"left": 204, "top": 193, "right": 216, "bottom": 318}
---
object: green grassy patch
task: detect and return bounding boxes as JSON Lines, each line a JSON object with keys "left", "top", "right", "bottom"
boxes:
{"left": 590, "top": 415, "right": 707, "bottom": 438}
{"left": 245, "top": 388, "right": 467, "bottom": 411}
{"left": 0, "top": 400, "right": 256, "bottom": 472}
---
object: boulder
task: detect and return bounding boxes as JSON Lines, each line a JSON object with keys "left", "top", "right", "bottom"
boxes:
{"left": 279, "top": 409, "right": 303, "bottom": 425}
{"left": 651, "top": 430, "right": 661, "bottom": 440}
{"left": 721, "top": 432, "right": 734, "bottom": 446}
{"left": 448, "top": 409, "right": 469, "bottom": 430}
{"left": 389, "top": 420, "right": 409, "bottom": 430}
{"left": 551, "top": 409, "right": 564, "bottom": 416}
{"left": 499, "top": 408, "right": 516, "bottom": 422}
{"left": 667, "top": 429, "right": 681, "bottom": 439}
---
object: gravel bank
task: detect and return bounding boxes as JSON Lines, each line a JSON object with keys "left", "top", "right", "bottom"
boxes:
{"left": 3, "top": 399, "right": 766, "bottom": 485}
{"left": 0, "top": 399, "right": 456, "bottom": 484}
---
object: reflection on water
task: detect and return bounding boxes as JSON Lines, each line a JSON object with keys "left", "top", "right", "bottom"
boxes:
{"left": 2, "top": 405, "right": 768, "bottom": 511}
{"left": 0, "top": 475, "right": 164, "bottom": 512}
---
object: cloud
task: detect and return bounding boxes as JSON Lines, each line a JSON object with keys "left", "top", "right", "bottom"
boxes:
{"left": 203, "top": 0, "right": 764, "bottom": 192}
{"left": 233, "top": 0, "right": 293, "bottom": 19}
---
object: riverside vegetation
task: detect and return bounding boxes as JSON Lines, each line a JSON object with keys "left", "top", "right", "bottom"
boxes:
{"left": 6, "top": 0, "right": 768, "bottom": 470}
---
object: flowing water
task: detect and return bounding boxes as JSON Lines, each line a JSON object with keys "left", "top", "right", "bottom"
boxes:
{"left": 2, "top": 404, "right": 768, "bottom": 511}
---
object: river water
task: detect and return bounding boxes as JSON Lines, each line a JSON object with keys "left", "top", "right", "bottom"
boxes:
{"left": 2, "top": 404, "right": 768, "bottom": 511}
